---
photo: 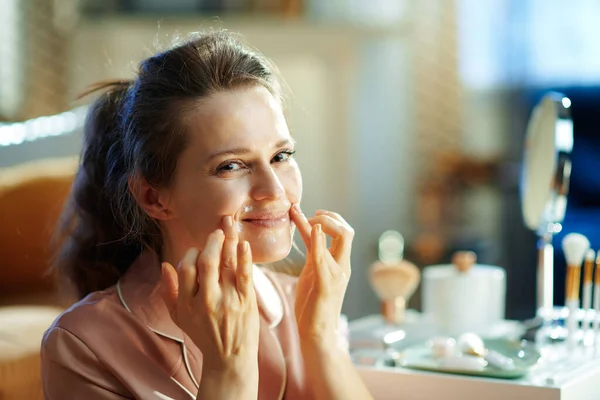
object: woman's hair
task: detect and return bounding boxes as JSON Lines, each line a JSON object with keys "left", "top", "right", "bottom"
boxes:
{"left": 54, "top": 30, "right": 283, "bottom": 300}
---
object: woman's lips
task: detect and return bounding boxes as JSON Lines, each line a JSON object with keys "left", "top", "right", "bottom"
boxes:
{"left": 241, "top": 212, "right": 289, "bottom": 228}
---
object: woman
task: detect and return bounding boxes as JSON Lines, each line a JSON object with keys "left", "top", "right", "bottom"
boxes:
{"left": 41, "top": 30, "right": 374, "bottom": 399}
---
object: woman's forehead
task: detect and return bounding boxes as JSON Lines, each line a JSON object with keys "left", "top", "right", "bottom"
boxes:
{"left": 183, "top": 87, "right": 291, "bottom": 155}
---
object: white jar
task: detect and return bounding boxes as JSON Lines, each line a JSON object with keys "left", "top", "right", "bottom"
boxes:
{"left": 421, "top": 262, "right": 506, "bottom": 337}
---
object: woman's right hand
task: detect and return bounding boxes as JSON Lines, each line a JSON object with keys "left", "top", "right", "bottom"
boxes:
{"left": 160, "top": 216, "right": 259, "bottom": 394}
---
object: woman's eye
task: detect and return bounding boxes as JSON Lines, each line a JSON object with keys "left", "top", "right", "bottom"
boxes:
{"left": 272, "top": 150, "right": 296, "bottom": 163}
{"left": 217, "top": 161, "right": 244, "bottom": 173}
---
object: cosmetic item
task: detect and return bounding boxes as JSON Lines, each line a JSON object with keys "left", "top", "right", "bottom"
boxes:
{"left": 457, "top": 333, "right": 515, "bottom": 371}
{"left": 594, "top": 251, "right": 600, "bottom": 347}
{"left": 368, "top": 231, "right": 420, "bottom": 325}
{"left": 438, "top": 354, "right": 487, "bottom": 372}
{"left": 562, "top": 233, "right": 590, "bottom": 350}
{"left": 582, "top": 250, "right": 595, "bottom": 345}
{"left": 421, "top": 251, "right": 506, "bottom": 336}
{"left": 429, "top": 336, "right": 457, "bottom": 359}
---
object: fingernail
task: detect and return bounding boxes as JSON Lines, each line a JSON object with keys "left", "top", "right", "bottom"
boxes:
{"left": 223, "top": 215, "right": 233, "bottom": 229}
{"left": 316, "top": 209, "right": 326, "bottom": 215}
{"left": 243, "top": 241, "right": 250, "bottom": 253}
{"left": 316, "top": 224, "right": 322, "bottom": 234}
{"left": 182, "top": 247, "right": 199, "bottom": 266}
{"left": 292, "top": 204, "right": 302, "bottom": 214}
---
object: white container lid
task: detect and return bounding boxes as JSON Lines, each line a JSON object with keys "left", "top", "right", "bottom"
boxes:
{"left": 423, "top": 264, "right": 505, "bottom": 281}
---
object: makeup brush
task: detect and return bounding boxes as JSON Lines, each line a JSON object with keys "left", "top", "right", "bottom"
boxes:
{"left": 594, "top": 250, "right": 600, "bottom": 347}
{"left": 582, "top": 249, "right": 595, "bottom": 345}
{"left": 369, "top": 261, "right": 420, "bottom": 325}
{"left": 369, "top": 231, "right": 421, "bottom": 325}
{"left": 562, "top": 233, "right": 590, "bottom": 349}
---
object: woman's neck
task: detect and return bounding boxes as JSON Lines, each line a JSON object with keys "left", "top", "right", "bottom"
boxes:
{"left": 159, "top": 232, "right": 193, "bottom": 268}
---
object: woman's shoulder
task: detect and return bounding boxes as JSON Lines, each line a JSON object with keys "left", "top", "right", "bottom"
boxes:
{"left": 41, "top": 288, "right": 125, "bottom": 375}
{"left": 40, "top": 286, "right": 186, "bottom": 399}
{"left": 46, "top": 287, "right": 121, "bottom": 334}
{"left": 41, "top": 284, "right": 175, "bottom": 369}
{"left": 41, "top": 286, "right": 136, "bottom": 356}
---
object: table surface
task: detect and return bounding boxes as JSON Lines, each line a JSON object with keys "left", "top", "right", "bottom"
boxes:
{"left": 349, "top": 313, "right": 600, "bottom": 399}
{"left": 357, "top": 355, "right": 600, "bottom": 400}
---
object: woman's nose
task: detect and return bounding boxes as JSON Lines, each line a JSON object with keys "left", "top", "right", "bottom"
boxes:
{"left": 251, "top": 166, "right": 285, "bottom": 201}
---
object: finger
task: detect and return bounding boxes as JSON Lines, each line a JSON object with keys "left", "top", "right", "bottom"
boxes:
{"left": 290, "top": 203, "right": 312, "bottom": 251}
{"left": 236, "top": 241, "right": 254, "bottom": 298}
{"left": 221, "top": 215, "right": 239, "bottom": 271}
{"left": 314, "top": 210, "right": 354, "bottom": 259}
{"left": 160, "top": 262, "right": 179, "bottom": 318}
{"left": 316, "top": 209, "right": 352, "bottom": 230}
{"left": 311, "top": 224, "right": 330, "bottom": 281}
{"left": 307, "top": 215, "right": 342, "bottom": 256}
{"left": 307, "top": 215, "right": 344, "bottom": 236}
{"left": 315, "top": 210, "right": 354, "bottom": 243}
{"left": 198, "top": 230, "right": 225, "bottom": 291}
{"left": 307, "top": 215, "right": 353, "bottom": 262}
{"left": 176, "top": 247, "right": 199, "bottom": 299}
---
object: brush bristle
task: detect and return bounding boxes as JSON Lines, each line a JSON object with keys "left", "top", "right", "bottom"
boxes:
{"left": 562, "top": 233, "right": 590, "bottom": 267}
{"left": 586, "top": 249, "right": 596, "bottom": 262}
{"left": 369, "top": 262, "right": 420, "bottom": 300}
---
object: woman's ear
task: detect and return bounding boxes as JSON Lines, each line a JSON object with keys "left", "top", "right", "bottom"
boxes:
{"left": 128, "top": 175, "right": 173, "bottom": 220}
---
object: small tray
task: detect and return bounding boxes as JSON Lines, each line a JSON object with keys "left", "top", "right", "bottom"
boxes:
{"left": 397, "top": 338, "right": 542, "bottom": 379}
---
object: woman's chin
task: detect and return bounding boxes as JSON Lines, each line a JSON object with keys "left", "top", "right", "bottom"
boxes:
{"left": 248, "top": 240, "right": 292, "bottom": 264}
{"left": 237, "top": 222, "right": 294, "bottom": 264}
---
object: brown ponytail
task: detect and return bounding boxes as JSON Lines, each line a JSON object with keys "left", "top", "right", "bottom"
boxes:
{"left": 53, "top": 80, "right": 141, "bottom": 300}
{"left": 53, "top": 30, "right": 283, "bottom": 300}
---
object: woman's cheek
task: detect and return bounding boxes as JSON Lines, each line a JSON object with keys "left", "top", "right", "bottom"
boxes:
{"left": 283, "top": 162, "right": 303, "bottom": 203}
{"left": 188, "top": 183, "right": 245, "bottom": 240}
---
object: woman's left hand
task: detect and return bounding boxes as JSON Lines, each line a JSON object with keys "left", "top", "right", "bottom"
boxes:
{"left": 290, "top": 204, "right": 353, "bottom": 350}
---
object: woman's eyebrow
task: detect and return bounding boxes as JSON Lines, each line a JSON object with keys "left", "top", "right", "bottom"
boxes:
{"left": 206, "top": 139, "right": 295, "bottom": 162}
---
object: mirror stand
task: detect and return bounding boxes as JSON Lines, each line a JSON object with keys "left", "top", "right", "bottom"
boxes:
{"left": 530, "top": 226, "right": 563, "bottom": 349}
{"left": 521, "top": 92, "right": 573, "bottom": 346}
{"left": 536, "top": 223, "right": 562, "bottom": 321}
{"left": 537, "top": 232, "right": 553, "bottom": 320}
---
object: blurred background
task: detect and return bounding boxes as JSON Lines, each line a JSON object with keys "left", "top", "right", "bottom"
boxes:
{"left": 2, "top": 0, "right": 600, "bottom": 325}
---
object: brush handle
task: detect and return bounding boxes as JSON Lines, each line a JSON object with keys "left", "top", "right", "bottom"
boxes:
{"left": 381, "top": 297, "right": 406, "bottom": 325}
{"left": 583, "top": 282, "right": 592, "bottom": 331}
{"left": 594, "top": 285, "right": 600, "bottom": 337}
{"left": 566, "top": 299, "right": 579, "bottom": 350}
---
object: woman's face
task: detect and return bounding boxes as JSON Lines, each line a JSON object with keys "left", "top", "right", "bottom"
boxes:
{"left": 162, "top": 86, "right": 302, "bottom": 264}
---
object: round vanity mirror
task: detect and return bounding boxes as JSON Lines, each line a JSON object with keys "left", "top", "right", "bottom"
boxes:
{"left": 520, "top": 92, "right": 574, "bottom": 323}
{"left": 521, "top": 92, "right": 574, "bottom": 233}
